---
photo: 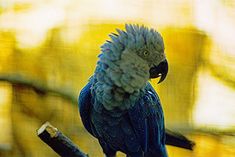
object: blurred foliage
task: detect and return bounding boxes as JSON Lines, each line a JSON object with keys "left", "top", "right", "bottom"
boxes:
{"left": 0, "top": 0, "right": 234, "bottom": 156}
{"left": 0, "top": 22, "right": 234, "bottom": 157}
{"left": 156, "top": 28, "right": 207, "bottom": 128}
{"left": 0, "top": 24, "right": 129, "bottom": 157}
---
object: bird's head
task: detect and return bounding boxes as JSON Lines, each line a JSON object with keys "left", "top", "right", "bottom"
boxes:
{"left": 100, "top": 24, "right": 168, "bottom": 84}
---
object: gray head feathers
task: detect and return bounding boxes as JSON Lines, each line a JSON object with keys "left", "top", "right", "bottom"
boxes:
{"left": 92, "top": 24, "right": 165, "bottom": 110}
{"left": 100, "top": 24, "right": 164, "bottom": 62}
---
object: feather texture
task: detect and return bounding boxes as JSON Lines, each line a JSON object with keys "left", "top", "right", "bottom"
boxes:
{"left": 79, "top": 24, "right": 168, "bottom": 157}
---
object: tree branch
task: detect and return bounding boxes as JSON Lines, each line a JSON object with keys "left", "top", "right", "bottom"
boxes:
{"left": 37, "top": 122, "right": 89, "bottom": 157}
{"left": 0, "top": 73, "right": 77, "bottom": 103}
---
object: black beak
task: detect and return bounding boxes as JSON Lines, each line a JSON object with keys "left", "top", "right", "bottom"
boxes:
{"left": 149, "top": 59, "right": 168, "bottom": 84}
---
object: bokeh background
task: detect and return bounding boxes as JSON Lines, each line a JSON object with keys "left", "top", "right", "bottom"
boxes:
{"left": 0, "top": 0, "right": 235, "bottom": 156}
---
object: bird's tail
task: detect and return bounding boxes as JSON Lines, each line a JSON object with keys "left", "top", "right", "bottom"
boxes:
{"left": 165, "top": 129, "right": 195, "bottom": 150}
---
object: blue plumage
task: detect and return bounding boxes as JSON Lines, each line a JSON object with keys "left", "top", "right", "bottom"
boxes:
{"left": 79, "top": 24, "right": 169, "bottom": 157}
{"left": 79, "top": 82, "right": 167, "bottom": 157}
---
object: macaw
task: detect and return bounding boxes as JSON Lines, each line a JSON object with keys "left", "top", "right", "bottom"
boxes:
{"left": 78, "top": 24, "right": 194, "bottom": 157}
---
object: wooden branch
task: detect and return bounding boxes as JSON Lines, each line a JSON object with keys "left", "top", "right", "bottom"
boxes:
{"left": 37, "top": 122, "right": 89, "bottom": 157}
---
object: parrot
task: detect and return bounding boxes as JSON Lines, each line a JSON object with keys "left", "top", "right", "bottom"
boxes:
{"left": 78, "top": 24, "right": 194, "bottom": 157}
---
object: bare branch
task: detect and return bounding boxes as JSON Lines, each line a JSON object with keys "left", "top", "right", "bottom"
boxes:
{"left": 37, "top": 122, "right": 89, "bottom": 157}
{"left": 0, "top": 73, "right": 77, "bottom": 103}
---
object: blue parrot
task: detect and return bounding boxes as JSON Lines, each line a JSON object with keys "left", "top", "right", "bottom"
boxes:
{"left": 78, "top": 24, "right": 194, "bottom": 157}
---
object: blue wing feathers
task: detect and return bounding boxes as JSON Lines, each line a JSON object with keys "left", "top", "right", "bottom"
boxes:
{"left": 79, "top": 81, "right": 167, "bottom": 156}
{"left": 78, "top": 82, "right": 94, "bottom": 136}
{"left": 128, "top": 83, "right": 166, "bottom": 154}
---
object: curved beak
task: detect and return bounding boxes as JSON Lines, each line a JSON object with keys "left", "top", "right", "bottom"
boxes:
{"left": 149, "top": 59, "right": 168, "bottom": 84}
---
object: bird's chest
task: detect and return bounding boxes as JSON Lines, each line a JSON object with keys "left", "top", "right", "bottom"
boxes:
{"left": 91, "top": 107, "right": 139, "bottom": 151}
{"left": 90, "top": 104, "right": 128, "bottom": 137}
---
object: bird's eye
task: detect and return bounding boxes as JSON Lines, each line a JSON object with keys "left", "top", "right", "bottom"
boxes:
{"left": 143, "top": 51, "right": 149, "bottom": 56}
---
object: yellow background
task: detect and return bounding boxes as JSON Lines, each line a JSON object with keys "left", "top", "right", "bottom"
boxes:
{"left": 0, "top": 0, "right": 234, "bottom": 156}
